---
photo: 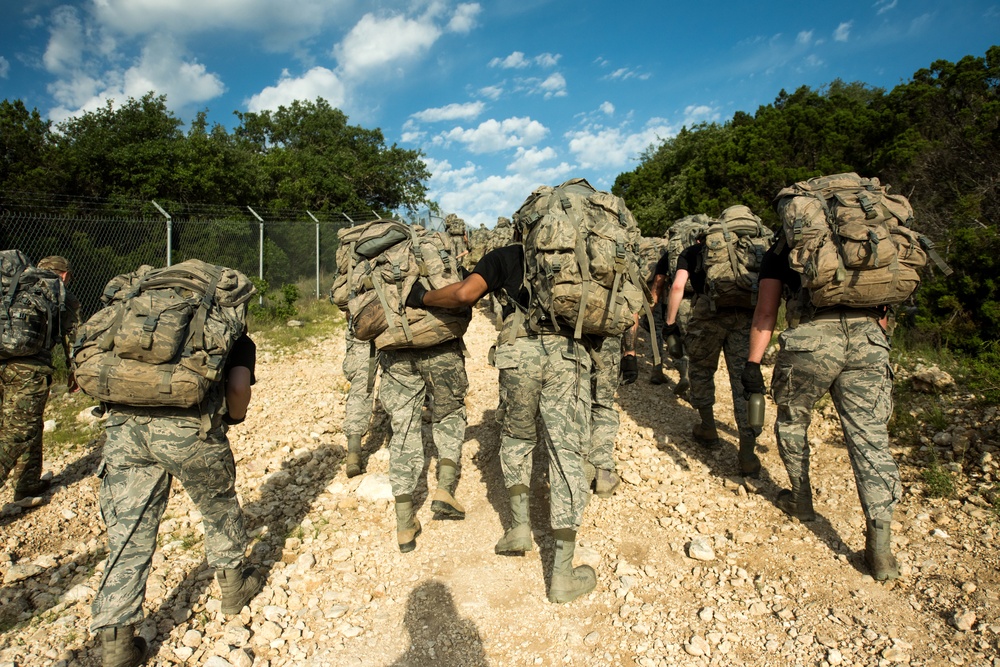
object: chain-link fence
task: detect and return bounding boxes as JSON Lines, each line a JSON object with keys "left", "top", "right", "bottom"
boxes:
{"left": 0, "top": 196, "right": 447, "bottom": 318}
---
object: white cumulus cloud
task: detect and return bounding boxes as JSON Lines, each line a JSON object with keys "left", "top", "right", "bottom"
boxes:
{"left": 438, "top": 116, "right": 549, "bottom": 154}
{"left": 447, "top": 3, "right": 481, "bottom": 33}
{"left": 246, "top": 67, "right": 345, "bottom": 112}
{"left": 538, "top": 73, "right": 567, "bottom": 99}
{"left": 0, "top": 57, "right": 9, "bottom": 79}
{"left": 565, "top": 120, "right": 674, "bottom": 170}
{"left": 600, "top": 101, "right": 615, "bottom": 115}
{"left": 682, "top": 105, "right": 720, "bottom": 126}
{"left": 796, "top": 30, "right": 813, "bottom": 45}
{"left": 411, "top": 101, "right": 485, "bottom": 123}
{"left": 875, "top": 0, "right": 898, "bottom": 15}
{"left": 834, "top": 21, "right": 853, "bottom": 42}
{"left": 335, "top": 12, "right": 441, "bottom": 80}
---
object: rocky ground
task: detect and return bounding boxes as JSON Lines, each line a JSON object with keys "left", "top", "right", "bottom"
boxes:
{"left": 1, "top": 306, "right": 999, "bottom": 667}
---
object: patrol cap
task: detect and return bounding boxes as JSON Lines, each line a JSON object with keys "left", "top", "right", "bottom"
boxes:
{"left": 37, "top": 255, "right": 72, "bottom": 272}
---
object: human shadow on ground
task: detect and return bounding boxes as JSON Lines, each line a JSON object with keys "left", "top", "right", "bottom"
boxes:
{"left": 466, "top": 408, "right": 506, "bottom": 528}
{"left": 136, "top": 442, "right": 341, "bottom": 665}
{"left": 620, "top": 328, "right": 852, "bottom": 564}
{"left": 387, "top": 580, "right": 489, "bottom": 667}
{"left": 0, "top": 434, "right": 103, "bottom": 532}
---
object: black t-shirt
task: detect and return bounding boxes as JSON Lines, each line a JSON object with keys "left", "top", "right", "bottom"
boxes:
{"left": 473, "top": 244, "right": 529, "bottom": 318}
{"left": 226, "top": 334, "right": 257, "bottom": 384}
{"left": 653, "top": 252, "right": 671, "bottom": 278}
{"left": 758, "top": 242, "right": 801, "bottom": 292}
{"left": 675, "top": 244, "right": 707, "bottom": 295}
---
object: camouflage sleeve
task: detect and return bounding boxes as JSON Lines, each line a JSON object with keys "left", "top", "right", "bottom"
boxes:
{"left": 61, "top": 291, "right": 82, "bottom": 367}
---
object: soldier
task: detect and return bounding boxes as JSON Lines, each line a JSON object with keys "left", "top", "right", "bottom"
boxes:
{"left": 743, "top": 238, "right": 902, "bottom": 581}
{"left": 0, "top": 254, "right": 78, "bottom": 500}
{"left": 584, "top": 328, "right": 638, "bottom": 498}
{"left": 648, "top": 251, "right": 690, "bottom": 393}
{"left": 86, "top": 265, "right": 264, "bottom": 667}
{"left": 663, "top": 230, "right": 762, "bottom": 477}
{"left": 377, "top": 337, "right": 468, "bottom": 553}
{"left": 342, "top": 328, "right": 375, "bottom": 478}
{"left": 408, "top": 240, "right": 596, "bottom": 604}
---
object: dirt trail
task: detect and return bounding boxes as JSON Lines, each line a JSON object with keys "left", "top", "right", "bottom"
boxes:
{"left": 1, "top": 306, "right": 998, "bottom": 667}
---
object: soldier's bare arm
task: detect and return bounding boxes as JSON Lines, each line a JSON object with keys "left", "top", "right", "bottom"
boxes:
{"left": 226, "top": 366, "right": 253, "bottom": 421}
{"left": 747, "top": 278, "right": 782, "bottom": 364}
{"left": 664, "top": 269, "right": 689, "bottom": 326}
{"left": 422, "top": 273, "right": 490, "bottom": 308}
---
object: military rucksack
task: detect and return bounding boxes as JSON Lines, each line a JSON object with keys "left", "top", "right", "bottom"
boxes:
{"left": 443, "top": 213, "right": 469, "bottom": 259}
{"left": 74, "top": 259, "right": 256, "bottom": 410}
{"left": 666, "top": 214, "right": 712, "bottom": 278}
{"left": 699, "top": 205, "right": 771, "bottom": 310}
{"left": 486, "top": 217, "right": 516, "bottom": 254}
{"left": 637, "top": 236, "right": 669, "bottom": 288}
{"left": 0, "top": 249, "right": 68, "bottom": 360}
{"left": 512, "top": 178, "right": 653, "bottom": 341}
{"left": 774, "top": 172, "right": 951, "bottom": 308}
{"left": 330, "top": 225, "right": 366, "bottom": 310}
{"left": 345, "top": 220, "right": 471, "bottom": 350}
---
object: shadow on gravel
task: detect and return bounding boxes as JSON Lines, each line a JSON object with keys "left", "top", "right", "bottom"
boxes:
{"left": 138, "top": 442, "right": 341, "bottom": 665}
{"left": 622, "top": 329, "right": 852, "bottom": 562}
{"left": 387, "top": 580, "right": 488, "bottom": 667}
{"left": 0, "top": 435, "right": 103, "bottom": 532}
{"left": 466, "top": 408, "right": 506, "bottom": 527}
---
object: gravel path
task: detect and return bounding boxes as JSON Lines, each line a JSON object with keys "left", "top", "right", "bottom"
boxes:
{"left": 1, "top": 306, "right": 998, "bottom": 667}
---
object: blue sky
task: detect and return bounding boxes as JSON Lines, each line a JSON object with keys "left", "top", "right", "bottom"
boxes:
{"left": 1, "top": 1, "right": 997, "bottom": 227}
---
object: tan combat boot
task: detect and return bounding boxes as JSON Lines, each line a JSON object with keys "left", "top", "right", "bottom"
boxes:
{"left": 395, "top": 495, "right": 422, "bottom": 553}
{"left": 99, "top": 625, "right": 147, "bottom": 667}
{"left": 430, "top": 459, "right": 465, "bottom": 519}
{"left": 216, "top": 566, "right": 264, "bottom": 614}
{"left": 547, "top": 531, "right": 596, "bottom": 604}
{"left": 865, "top": 518, "right": 900, "bottom": 581}
{"left": 495, "top": 487, "right": 533, "bottom": 555}
{"left": 345, "top": 434, "right": 362, "bottom": 478}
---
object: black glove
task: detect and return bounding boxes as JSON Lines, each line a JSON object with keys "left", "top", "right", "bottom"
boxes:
{"left": 222, "top": 413, "right": 245, "bottom": 426}
{"left": 639, "top": 315, "right": 650, "bottom": 332}
{"left": 405, "top": 282, "right": 427, "bottom": 309}
{"left": 741, "top": 361, "right": 765, "bottom": 399}
{"left": 661, "top": 322, "right": 680, "bottom": 339}
{"left": 620, "top": 355, "right": 638, "bottom": 385}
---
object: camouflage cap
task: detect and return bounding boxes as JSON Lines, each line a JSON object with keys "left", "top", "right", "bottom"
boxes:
{"left": 37, "top": 255, "right": 72, "bottom": 272}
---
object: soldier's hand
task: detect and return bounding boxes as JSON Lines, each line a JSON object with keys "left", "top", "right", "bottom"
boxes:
{"left": 620, "top": 355, "right": 638, "bottom": 385}
{"left": 405, "top": 282, "right": 427, "bottom": 309}
{"left": 662, "top": 321, "right": 680, "bottom": 339}
{"left": 67, "top": 371, "right": 80, "bottom": 393}
{"left": 741, "top": 361, "right": 765, "bottom": 399}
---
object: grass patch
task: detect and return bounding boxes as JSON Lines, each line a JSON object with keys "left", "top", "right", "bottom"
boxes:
{"left": 42, "top": 385, "right": 100, "bottom": 458}
{"left": 921, "top": 450, "right": 956, "bottom": 498}
{"left": 248, "top": 298, "right": 344, "bottom": 351}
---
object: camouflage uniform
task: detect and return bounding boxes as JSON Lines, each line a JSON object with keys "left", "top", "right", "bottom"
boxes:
{"left": 379, "top": 340, "right": 468, "bottom": 497}
{"left": 770, "top": 312, "right": 900, "bottom": 522}
{"left": 0, "top": 361, "right": 52, "bottom": 493}
{"left": 586, "top": 334, "right": 621, "bottom": 474}
{"left": 0, "top": 269, "right": 78, "bottom": 495}
{"left": 343, "top": 329, "right": 375, "bottom": 438}
{"left": 90, "top": 409, "right": 248, "bottom": 631}
{"left": 685, "top": 295, "right": 758, "bottom": 447}
{"left": 494, "top": 334, "right": 591, "bottom": 531}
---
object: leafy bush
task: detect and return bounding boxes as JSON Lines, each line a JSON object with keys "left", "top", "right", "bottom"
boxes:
{"left": 248, "top": 277, "right": 300, "bottom": 322}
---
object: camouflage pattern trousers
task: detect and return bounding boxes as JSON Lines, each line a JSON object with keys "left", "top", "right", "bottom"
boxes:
{"left": 494, "top": 334, "right": 591, "bottom": 531}
{"left": 771, "top": 313, "right": 901, "bottom": 523}
{"left": 685, "top": 296, "right": 757, "bottom": 444}
{"left": 379, "top": 340, "right": 468, "bottom": 497}
{"left": 587, "top": 335, "right": 621, "bottom": 472}
{"left": 0, "top": 361, "right": 52, "bottom": 492}
{"left": 343, "top": 331, "right": 376, "bottom": 438}
{"left": 91, "top": 412, "right": 248, "bottom": 632}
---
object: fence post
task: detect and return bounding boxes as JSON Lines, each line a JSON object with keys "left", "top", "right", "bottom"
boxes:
{"left": 247, "top": 206, "right": 264, "bottom": 305}
{"left": 307, "top": 210, "right": 320, "bottom": 299}
{"left": 152, "top": 200, "right": 172, "bottom": 266}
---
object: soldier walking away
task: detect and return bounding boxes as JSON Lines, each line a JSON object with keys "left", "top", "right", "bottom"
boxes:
{"left": 742, "top": 173, "right": 945, "bottom": 581}
{"left": 75, "top": 261, "right": 264, "bottom": 667}
{"left": 342, "top": 326, "right": 377, "bottom": 478}
{"left": 583, "top": 328, "right": 638, "bottom": 499}
{"left": 408, "top": 241, "right": 596, "bottom": 603}
{"left": 663, "top": 206, "right": 769, "bottom": 477}
{"left": 0, "top": 252, "right": 78, "bottom": 501}
{"left": 378, "top": 336, "right": 469, "bottom": 553}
